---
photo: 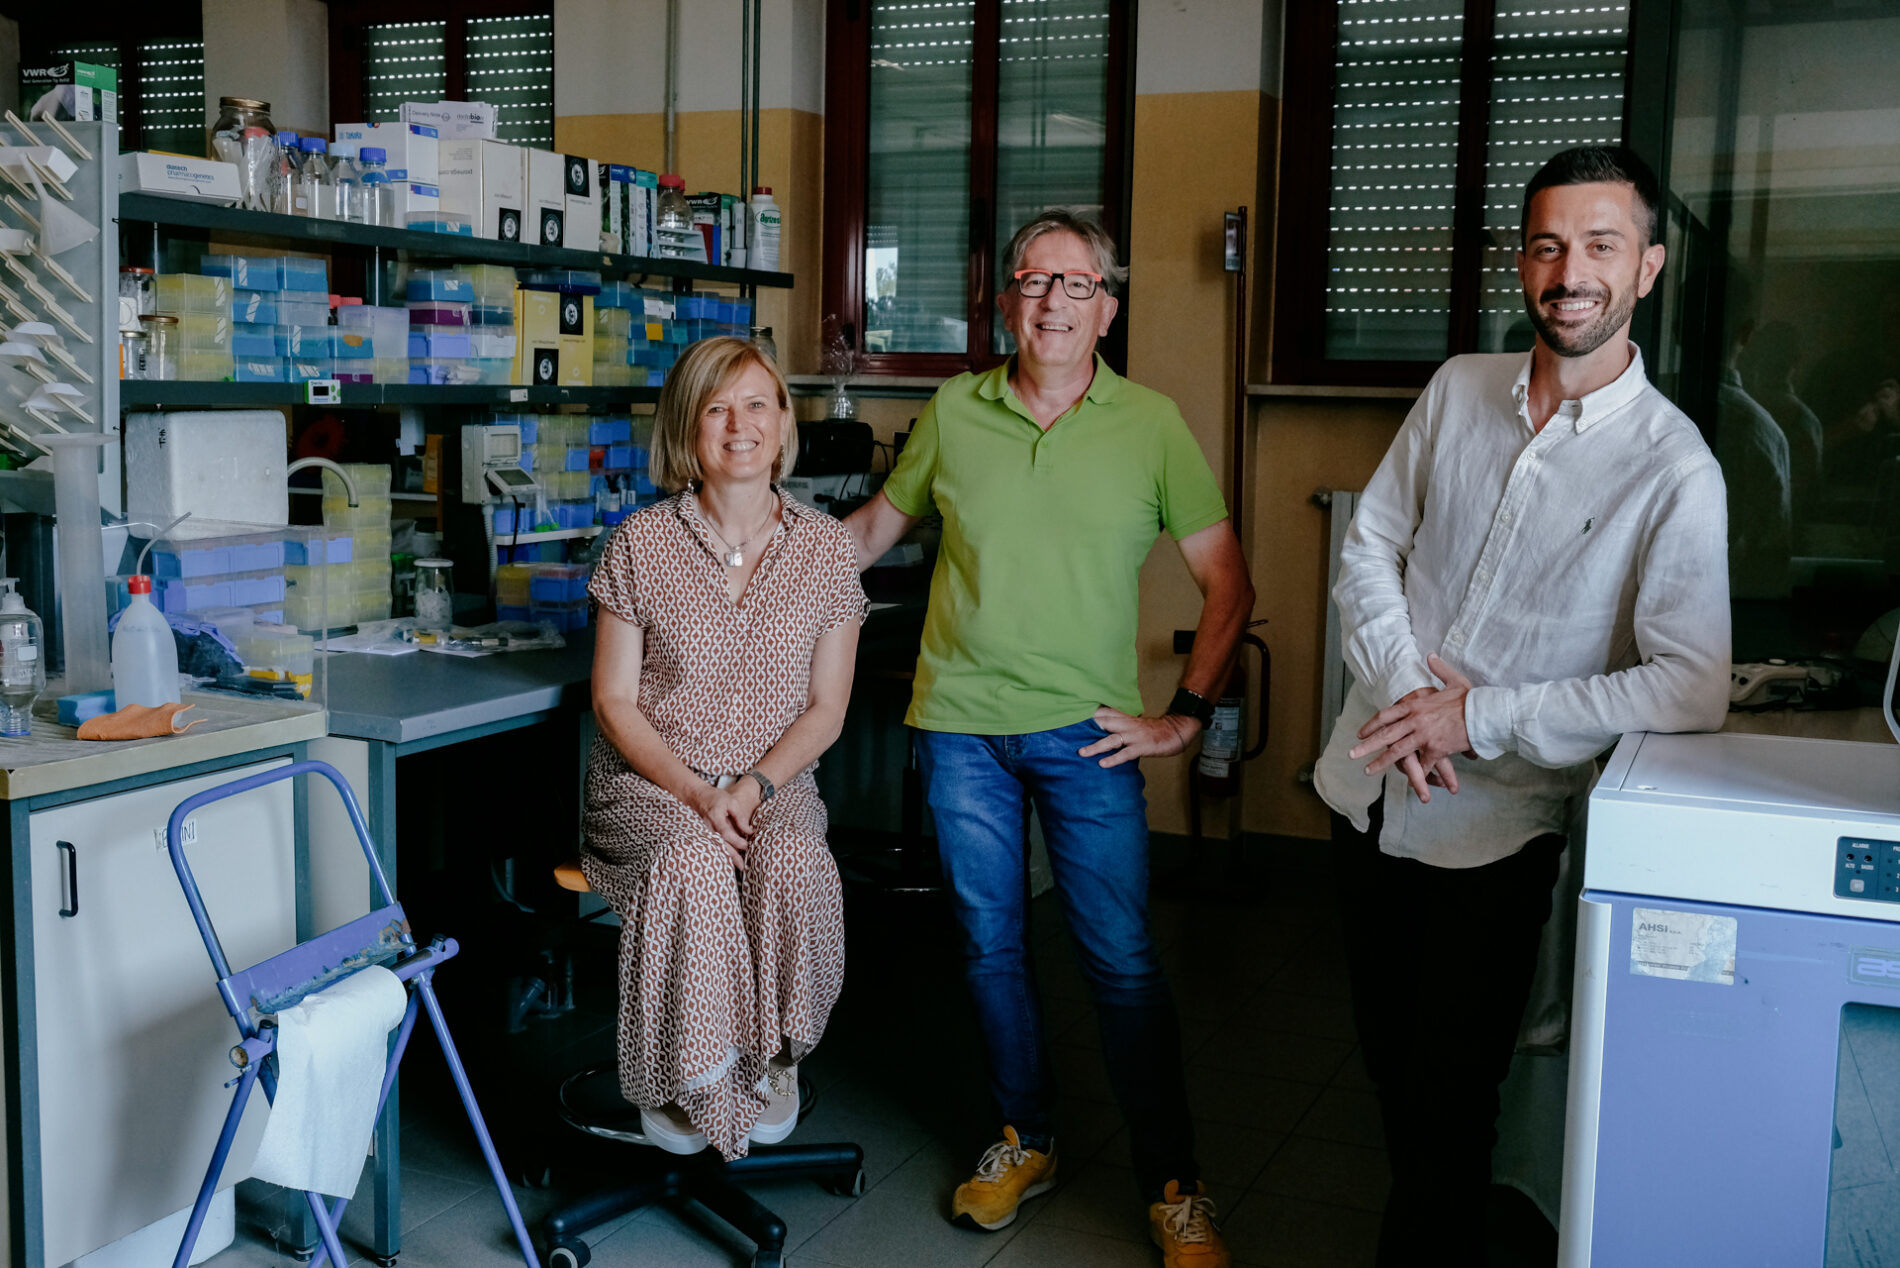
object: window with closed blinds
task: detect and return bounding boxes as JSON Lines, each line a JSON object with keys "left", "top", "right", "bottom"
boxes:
{"left": 362, "top": 21, "right": 448, "bottom": 123}
{"left": 135, "top": 40, "right": 208, "bottom": 155}
{"left": 992, "top": 0, "right": 1112, "bottom": 354}
{"left": 851, "top": 0, "right": 1121, "bottom": 364}
{"left": 1279, "top": 0, "right": 1634, "bottom": 380}
{"left": 467, "top": 14, "right": 555, "bottom": 147}
{"left": 1477, "top": 2, "right": 1630, "bottom": 352}
{"left": 1325, "top": 0, "right": 1465, "bottom": 362}
{"left": 865, "top": 1, "right": 976, "bottom": 356}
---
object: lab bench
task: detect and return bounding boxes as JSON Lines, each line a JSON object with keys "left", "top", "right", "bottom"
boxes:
{"left": 0, "top": 694, "right": 328, "bottom": 1268}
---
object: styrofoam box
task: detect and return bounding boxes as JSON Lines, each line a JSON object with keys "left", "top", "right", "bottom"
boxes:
{"left": 126, "top": 412, "right": 288, "bottom": 536}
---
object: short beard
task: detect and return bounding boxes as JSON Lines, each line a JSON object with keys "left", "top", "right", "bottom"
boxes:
{"left": 1524, "top": 282, "right": 1637, "bottom": 358}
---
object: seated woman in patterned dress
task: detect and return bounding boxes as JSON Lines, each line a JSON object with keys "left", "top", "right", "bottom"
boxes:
{"left": 582, "top": 335, "right": 866, "bottom": 1158}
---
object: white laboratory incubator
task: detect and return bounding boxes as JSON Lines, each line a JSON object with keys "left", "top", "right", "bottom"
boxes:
{"left": 1559, "top": 646, "right": 1900, "bottom": 1265}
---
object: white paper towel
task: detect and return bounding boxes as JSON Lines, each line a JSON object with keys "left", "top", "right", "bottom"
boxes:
{"left": 249, "top": 966, "right": 408, "bottom": 1198}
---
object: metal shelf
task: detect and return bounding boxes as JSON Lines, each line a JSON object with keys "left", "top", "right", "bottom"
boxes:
{"left": 120, "top": 381, "right": 660, "bottom": 409}
{"left": 117, "top": 194, "right": 794, "bottom": 289}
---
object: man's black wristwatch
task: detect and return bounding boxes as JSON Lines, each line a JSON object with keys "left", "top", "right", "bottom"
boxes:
{"left": 1167, "top": 687, "right": 1216, "bottom": 727}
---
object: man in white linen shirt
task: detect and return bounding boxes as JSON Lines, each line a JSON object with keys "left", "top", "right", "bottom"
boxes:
{"left": 1313, "top": 145, "right": 1731, "bottom": 1265}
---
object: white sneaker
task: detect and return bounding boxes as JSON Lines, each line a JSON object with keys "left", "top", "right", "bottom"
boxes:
{"left": 748, "top": 1059, "right": 799, "bottom": 1145}
{"left": 639, "top": 1101, "right": 708, "bottom": 1155}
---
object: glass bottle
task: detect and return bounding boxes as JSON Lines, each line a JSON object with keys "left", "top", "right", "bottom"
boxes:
{"left": 357, "top": 146, "right": 393, "bottom": 227}
{"left": 0, "top": 579, "right": 45, "bottom": 738}
{"left": 136, "top": 314, "right": 177, "bottom": 381}
{"left": 296, "top": 136, "right": 330, "bottom": 219}
{"left": 328, "top": 143, "right": 361, "bottom": 223}
{"left": 656, "top": 174, "right": 690, "bottom": 230}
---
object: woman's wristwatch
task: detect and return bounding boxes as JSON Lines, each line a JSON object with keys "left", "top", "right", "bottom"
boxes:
{"left": 1167, "top": 687, "right": 1216, "bottom": 727}
{"left": 743, "top": 768, "right": 776, "bottom": 801}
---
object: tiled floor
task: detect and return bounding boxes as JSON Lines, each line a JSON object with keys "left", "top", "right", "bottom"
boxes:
{"left": 210, "top": 842, "right": 1557, "bottom": 1268}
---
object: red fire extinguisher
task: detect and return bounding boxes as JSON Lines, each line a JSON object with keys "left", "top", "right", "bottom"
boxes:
{"left": 1191, "top": 623, "right": 1269, "bottom": 800}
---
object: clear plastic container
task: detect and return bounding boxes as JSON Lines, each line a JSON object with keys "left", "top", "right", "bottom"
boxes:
{"left": 155, "top": 273, "right": 231, "bottom": 317}
{"left": 414, "top": 559, "right": 454, "bottom": 631}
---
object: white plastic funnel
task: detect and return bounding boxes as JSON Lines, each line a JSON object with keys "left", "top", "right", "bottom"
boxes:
{"left": 42, "top": 433, "right": 110, "bottom": 693}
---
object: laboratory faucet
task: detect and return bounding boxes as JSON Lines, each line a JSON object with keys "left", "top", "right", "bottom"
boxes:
{"left": 286, "top": 457, "right": 359, "bottom": 507}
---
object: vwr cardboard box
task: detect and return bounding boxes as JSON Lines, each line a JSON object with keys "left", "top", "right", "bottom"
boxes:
{"left": 523, "top": 149, "right": 565, "bottom": 248}
{"left": 21, "top": 61, "right": 116, "bottom": 123}
{"left": 332, "top": 122, "right": 440, "bottom": 186}
{"left": 439, "top": 139, "right": 525, "bottom": 241}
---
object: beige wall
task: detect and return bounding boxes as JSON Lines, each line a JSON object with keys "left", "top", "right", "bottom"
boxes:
{"left": 202, "top": 0, "right": 328, "bottom": 137}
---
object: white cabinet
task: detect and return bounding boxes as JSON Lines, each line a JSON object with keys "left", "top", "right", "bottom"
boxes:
{"left": 27, "top": 760, "right": 295, "bottom": 1267}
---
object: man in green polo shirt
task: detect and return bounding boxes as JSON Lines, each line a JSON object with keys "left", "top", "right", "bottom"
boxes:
{"left": 845, "top": 210, "right": 1254, "bottom": 1268}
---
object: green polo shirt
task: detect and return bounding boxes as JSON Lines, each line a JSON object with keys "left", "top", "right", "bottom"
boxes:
{"left": 882, "top": 356, "right": 1228, "bottom": 735}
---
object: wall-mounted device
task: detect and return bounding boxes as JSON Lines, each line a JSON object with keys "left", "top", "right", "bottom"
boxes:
{"left": 459, "top": 423, "right": 539, "bottom": 504}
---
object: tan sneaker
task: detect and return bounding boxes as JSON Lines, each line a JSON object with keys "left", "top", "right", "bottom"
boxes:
{"left": 950, "top": 1126, "right": 1057, "bottom": 1231}
{"left": 1149, "top": 1180, "right": 1229, "bottom": 1267}
{"left": 749, "top": 1058, "right": 799, "bottom": 1145}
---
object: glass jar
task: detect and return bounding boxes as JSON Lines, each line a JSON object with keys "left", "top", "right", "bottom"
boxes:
{"left": 751, "top": 326, "right": 778, "bottom": 363}
{"left": 137, "top": 314, "right": 177, "bottom": 381}
{"left": 211, "top": 97, "right": 277, "bottom": 211}
{"left": 120, "top": 330, "right": 147, "bottom": 381}
{"left": 118, "top": 266, "right": 154, "bottom": 315}
{"left": 414, "top": 558, "right": 454, "bottom": 631}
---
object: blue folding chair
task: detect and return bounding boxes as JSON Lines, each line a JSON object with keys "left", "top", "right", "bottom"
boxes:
{"left": 164, "top": 760, "right": 538, "bottom": 1268}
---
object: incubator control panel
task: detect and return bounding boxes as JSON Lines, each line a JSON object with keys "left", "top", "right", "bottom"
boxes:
{"left": 1835, "top": 837, "right": 1900, "bottom": 902}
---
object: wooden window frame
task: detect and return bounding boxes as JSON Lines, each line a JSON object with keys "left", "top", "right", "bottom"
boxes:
{"left": 1268, "top": 0, "right": 1641, "bottom": 388}
{"left": 328, "top": 0, "right": 553, "bottom": 129}
{"left": 823, "top": 0, "right": 1135, "bottom": 379}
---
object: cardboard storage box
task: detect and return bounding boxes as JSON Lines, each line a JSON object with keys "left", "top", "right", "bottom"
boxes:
{"left": 524, "top": 148, "right": 565, "bottom": 248}
{"left": 333, "top": 122, "right": 440, "bottom": 186}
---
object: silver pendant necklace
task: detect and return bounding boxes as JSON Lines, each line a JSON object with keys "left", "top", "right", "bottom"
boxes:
{"left": 702, "top": 491, "right": 779, "bottom": 568}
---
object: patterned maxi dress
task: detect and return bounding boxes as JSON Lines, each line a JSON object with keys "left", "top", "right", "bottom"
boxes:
{"left": 582, "top": 488, "right": 866, "bottom": 1160}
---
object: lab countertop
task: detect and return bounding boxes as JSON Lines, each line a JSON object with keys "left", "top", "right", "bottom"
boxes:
{"left": 323, "top": 632, "right": 597, "bottom": 746}
{"left": 0, "top": 691, "right": 327, "bottom": 801}
{"left": 320, "top": 598, "right": 928, "bottom": 748}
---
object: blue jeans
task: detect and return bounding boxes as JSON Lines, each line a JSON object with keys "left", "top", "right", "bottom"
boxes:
{"left": 915, "top": 718, "right": 1198, "bottom": 1201}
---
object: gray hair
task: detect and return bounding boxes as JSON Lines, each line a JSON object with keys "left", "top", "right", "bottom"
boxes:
{"left": 1001, "top": 209, "right": 1128, "bottom": 294}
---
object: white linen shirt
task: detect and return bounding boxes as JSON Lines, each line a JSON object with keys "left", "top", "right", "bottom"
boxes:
{"left": 1314, "top": 349, "right": 1732, "bottom": 868}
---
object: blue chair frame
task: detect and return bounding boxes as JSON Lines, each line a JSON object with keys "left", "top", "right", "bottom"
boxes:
{"left": 164, "top": 759, "right": 538, "bottom": 1268}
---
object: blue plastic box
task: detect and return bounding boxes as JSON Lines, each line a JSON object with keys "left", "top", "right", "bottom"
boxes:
{"left": 150, "top": 544, "right": 229, "bottom": 579}
{"left": 280, "top": 258, "right": 329, "bottom": 292}
{"left": 497, "top": 604, "right": 531, "bottom": 622}
{"left": 284, "top": 534, "right": 354, "bottom": 566}
{"left": 604, "top": 445, "right": 633, "bottom": 471}
{"left": 406, "top": 273, "right": 475, "bottom": 303}
{"left": 408, "top": 332, "right": 472, "bottom": 359}
{"left": 589, "top": 418, "right": 631, "bottom": 445}
{"left": 201, "top": 255, "right": 282, "bottom": 289}
{"left": 232, "top": 324, "right": 276, "bottom": 358}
